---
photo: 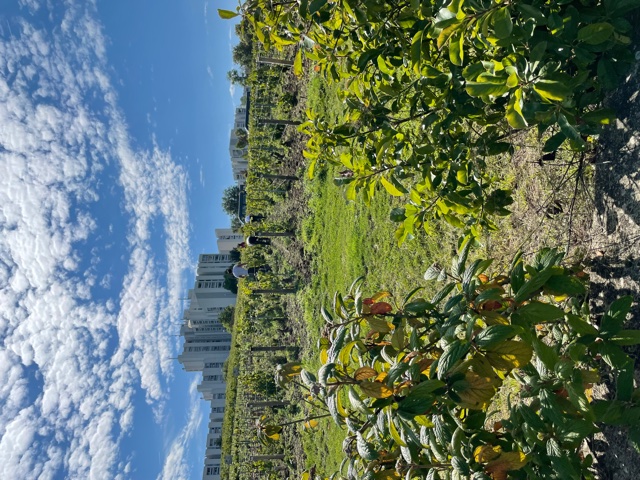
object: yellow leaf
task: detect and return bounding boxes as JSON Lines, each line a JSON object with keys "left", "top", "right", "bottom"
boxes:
{"left": 375, "top": 371, "right": 388, "bottom": 383}
{"left": 320, "top": 348, "right": 328, "bottom": 364}
{"left": 293, "top": 49, "right": 303, "bottom": 76}
{"left": 455, "top": 371, "right": 497, "bottom": 410}
{"left": 484, "top": 340, "right": 533, "bottom": 371}
{"left": 354, "top": 366, "right": 378, "bottom": 381}
{"left": 359, "top": 381, "right": 393, "bottom": 399}
{"left": 372, "top": 470, "right": 402, "bottom": 479}
{"left": 474, "top": 444, "right": 502, "bottom": 463}
{"left": 387, "top": 411, "right": 407, "bottom": 447}
{"left": 371, "top": 291, "right": 392, "bottom": 302}
{"left": 366, "top": 316, "right": 393, "bottom": 334}
{"left": 485, "top": 451, "right": 528, "bottom": 479}
{"left": 380, "top": 176, "right": 404, "bottom": 196}
{"left": 303, "top": 419, "right": 319, "bottom": 430}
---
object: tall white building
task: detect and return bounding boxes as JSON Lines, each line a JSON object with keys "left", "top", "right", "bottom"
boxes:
{"left": 215, "top": 228, "right": 244, "bottom": 254}
{"left": 178, "top": 253, "right": 236, "bottom": 480}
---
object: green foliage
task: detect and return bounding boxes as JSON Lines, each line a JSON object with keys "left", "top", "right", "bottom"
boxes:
{"left": 240, "top": 371, "right": 278, "bottom": 396}
{"left": 219, "top": 305, "right": 236, "bottom": 332}
{"left": 222, "top": 184, "right": 243, "bottom": 218}
{"left": 228, "top": 0, "right": 639, "bottom": 242}
{"left": 224, "top": 272, "right": 239, "bottom": 294}
{"left": 273, "top": 241, "right": 640, "bottom": 479}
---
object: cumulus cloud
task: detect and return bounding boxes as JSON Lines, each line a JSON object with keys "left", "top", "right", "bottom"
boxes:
{"left": 0, "top": 1, "right": 191, "bottom": 479}
{"left": 156, "top": 378, "right": 204, "bottom": 480}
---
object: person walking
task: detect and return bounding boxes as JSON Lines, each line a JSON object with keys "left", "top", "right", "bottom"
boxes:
{"left": 245, "top": 236, "right": 271, "bottom": 246}
{"left": 231, "top": 263, "right": 271, "bottom": 279}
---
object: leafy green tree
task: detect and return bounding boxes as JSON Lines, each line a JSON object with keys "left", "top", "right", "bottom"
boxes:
{"left": 219, "top": 305, "right": 235, "bottom": 332}
{"left": 232, "top": 38, "right": 253, "bottom": 70}
{"left": 227, "top": 69, "right": 246, "bottom": 85}
{"left": 230, "top": 216, "right": 243, "bottom": 233}
{"left": 221, "top": 184, "right": 241, "bottom": 218}
{"left": 223, "top": 272, "right": 238, "bottom": 294}
{"left": 234, "top": 128, "right": 248, "bottom": 149}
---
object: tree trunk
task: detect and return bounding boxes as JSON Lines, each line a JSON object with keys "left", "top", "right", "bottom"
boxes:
{"left": 257, "top": 56, "right": 294, "bottom": 66}
{"left": 251, "top": 454, "right": 285, "bottom": 461}
{"left": 254, "top": 231, "right": 295, "bottom": 237}
{"left": 252, "top": 288, "right": 297, "bottom": 295}
{"left": 258, "top": 118, "right": 301, "bottom": 126}
{"left": 254, "top": 173, "right": 299, "bottom": 181}
{"left": 247, "top": 401, "right": 289, "bottom": 408}
{"left": 250, "top": 345, "right": 291, "bottom": 352}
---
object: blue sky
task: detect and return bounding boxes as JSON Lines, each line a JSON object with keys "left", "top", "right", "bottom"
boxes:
{"left": 0, "top": 0, "right": 239, "bottom": 478}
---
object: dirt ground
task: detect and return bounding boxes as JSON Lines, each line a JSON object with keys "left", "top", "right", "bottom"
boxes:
{"left": 587, "top": 49, "right": 640, "bottom": 478}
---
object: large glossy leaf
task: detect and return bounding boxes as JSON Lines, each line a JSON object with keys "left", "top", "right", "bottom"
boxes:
{"left": 533, "top": 80, "right": 571, "bottom": 102}
{"left": 453, "top": 371, "right": 496, "bottom": 409}
{"left": 438, "top": 341, "right": 470, "bottom": 379}
{"left": 381, "top": 175, "right": 404, "bottom": 196}
{"left": 217, "top": 9, "right": 239, "bottom": 19}
{"left": 359, "top": 380, "right": 393, "bottom": 399}
{"left": 577, "top": 22, "right": 615, "bottom": 45}
{"left": 558, "top": 113, "right": 587, "bottom": 150}
{"left": 514, "top": 301, "right": 565, "bottom": 324}
{"left": 484, "top": 341, "right": 533, "bottom": 371}
{"left": 493, "top": 7, "right": 513, "bottom": 39}
{"left": 475, "top": 325, "right": 518, "bottom": 349}
{"left": 293, "top": 49, "right": 303, "bottom": 76}
{"left": 354, "top": 366, "right": 378, "bottom": 381}
{"left": 465, "top": 80, "right": 510, "bottom": 98}
{"left": 506, "top": 88, "right": 527, "bottom": 128}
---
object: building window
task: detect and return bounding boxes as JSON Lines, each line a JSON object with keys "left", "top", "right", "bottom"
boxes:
{"left": 203, "top": 375, "right": 220, "bottom": 381}
{"left": 216, "top": 393, "right": 226, "bottom": 399}
{"left": 197, "top": 280, "right": 223, "bottom": 289}
{"left": 206, "top": 466, "right": 220, "bottom": 475}
{"left": 187, "top": 346, "right": 230, "bottom": 352}
{"left": 211, "top": 427, "right": 221, "bottom": 434}
{"left": 205, "top": 362, "right": 224, "bottom": 368}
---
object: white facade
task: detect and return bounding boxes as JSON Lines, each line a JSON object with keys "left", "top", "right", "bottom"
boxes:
{"left": 215, "top": 228, "right": 244, "bottom": 254}
{"left": 178, "top": 253, "right": 236, "bottom": 480}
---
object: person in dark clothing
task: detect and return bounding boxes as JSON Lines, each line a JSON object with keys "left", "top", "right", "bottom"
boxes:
{"left": 246, "top": 236, "right": 271, "bottom": 246}
{"left": 245, "top": 214, "right": 266, "bottom": 223}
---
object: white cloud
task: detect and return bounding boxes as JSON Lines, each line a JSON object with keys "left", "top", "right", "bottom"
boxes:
{"left": 156, "top": 378, "right": 204, "bottom": 480}
{"left": 0, "top": 2, "right": 191, "bottom": 479}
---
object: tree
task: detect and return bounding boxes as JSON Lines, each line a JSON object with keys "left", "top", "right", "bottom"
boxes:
{"left": 227, "top": 69, "right": 246, "bottom": 85}
{"left": 234, "top": 128, "right": 248, "bottom": 149}
{"left": 221, "top": 185, "right": 241, "bottom": 218}
{"left": 231, "top": 216, "right": 243, "bottom": 233}
{"left": 229, "top": 248, "right": 241, "bottom": 262}
{"left": 232, "top": 39, "right": 253, "bottom": 70}
{"left": 223, "top": 272, "right": 238, "bottom": 294}
{"left": 219, "top": 305, "right": 235, "bottom": 332}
